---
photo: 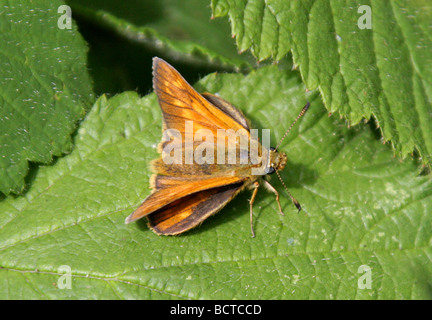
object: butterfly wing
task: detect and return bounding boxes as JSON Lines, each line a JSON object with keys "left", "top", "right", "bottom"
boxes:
{"left": 153, "top": 57, "right": 249, "bottom": 135}
{"left": 126, "top": 175, "right": 248, "bottom": 223}
{"left": 200, "top": 92, "right": 250, "bottom": 130}
{"left": 148, "top": 182, "right": 246, "bottom": 235}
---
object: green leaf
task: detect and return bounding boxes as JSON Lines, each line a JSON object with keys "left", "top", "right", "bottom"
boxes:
{"left": 211, "top": 0, "right": 432, "bottom": 168}
{"left": 67, "top": 0, "right": 253, "bottom": 71}
{"left": 1, "top": 65, "right": 431, "bottom": 299}
{"left": 0, "top": 0, "right": 94, "bottom": 195}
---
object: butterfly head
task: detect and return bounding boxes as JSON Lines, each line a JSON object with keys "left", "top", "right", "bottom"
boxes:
{"left": 266, "top": 147, "right": 287, "bottom": 175}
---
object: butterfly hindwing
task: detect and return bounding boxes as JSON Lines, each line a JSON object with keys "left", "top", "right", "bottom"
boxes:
{"left": 148, "top": 182, "right": 246, "bottom": 235}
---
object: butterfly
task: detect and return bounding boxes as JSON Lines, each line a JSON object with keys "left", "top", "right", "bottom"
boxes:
{"left": 125, "top": 57, "right": 309, "bottom": 237}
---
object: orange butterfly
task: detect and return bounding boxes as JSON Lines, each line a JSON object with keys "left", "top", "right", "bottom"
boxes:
{"left": 125, "top": 57, "right": 309, "bottom": 237}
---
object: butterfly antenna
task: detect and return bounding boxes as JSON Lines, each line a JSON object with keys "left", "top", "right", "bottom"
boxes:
{"left": 274, "top": 102, "right": 310, "bottom": 151}
{"left": 275, "top": 170, "right": 301, "bottom": 212}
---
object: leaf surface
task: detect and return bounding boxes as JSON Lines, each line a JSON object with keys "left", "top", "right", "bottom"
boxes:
{"left": 0, "top": 0, "right": 94, "bottom": 194}
{"left": 1, "top": 65, "right": 431, "bottom": 299}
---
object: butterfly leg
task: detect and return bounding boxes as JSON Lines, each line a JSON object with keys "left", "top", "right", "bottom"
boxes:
{"left": 249, "top": 181, "right": 260, "bottom": 238}
{"left": 262, "top": 180, "right": 284, "bottom": 216}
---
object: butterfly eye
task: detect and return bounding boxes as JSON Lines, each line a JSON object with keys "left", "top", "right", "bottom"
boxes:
{"left": 265, "top": 166, "right": 276, "bottom": 175}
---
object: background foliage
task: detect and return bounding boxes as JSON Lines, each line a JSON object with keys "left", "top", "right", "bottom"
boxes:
{"left": 0, "top": 0, "right": 431, "bottom": 299}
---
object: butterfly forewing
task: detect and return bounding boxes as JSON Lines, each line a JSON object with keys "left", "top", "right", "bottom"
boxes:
{"left": 153, "top": 57, "right": 249, "bottom": 135}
